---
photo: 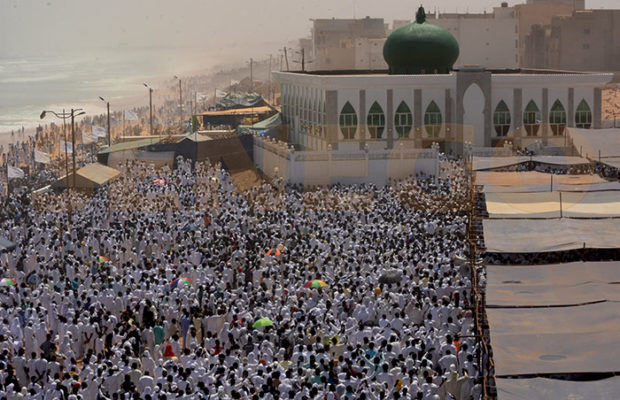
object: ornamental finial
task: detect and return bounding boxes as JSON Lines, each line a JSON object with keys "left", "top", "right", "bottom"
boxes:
{"left": 416, "top": 6, "right": 426, "bottom": 23}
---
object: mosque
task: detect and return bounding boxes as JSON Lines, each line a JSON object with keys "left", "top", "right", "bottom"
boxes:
{"left": 272, "top": 6, "right": 612, "bottom": 155}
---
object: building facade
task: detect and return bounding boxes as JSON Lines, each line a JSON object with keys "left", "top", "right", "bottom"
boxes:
{"left": 310, "top": 17, "right": 386, "bottom": 71}
{"left": 276, "top": 69, "right": 610, "bottom": 153}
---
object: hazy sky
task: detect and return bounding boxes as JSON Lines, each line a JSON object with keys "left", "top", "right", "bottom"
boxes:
{"left": 1, "top": 0, "right": 618, "bottom": 59}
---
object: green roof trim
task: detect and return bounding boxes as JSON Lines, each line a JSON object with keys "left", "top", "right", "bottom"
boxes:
{"left": 98, "top": 138, "right": 162, "bottom": 154}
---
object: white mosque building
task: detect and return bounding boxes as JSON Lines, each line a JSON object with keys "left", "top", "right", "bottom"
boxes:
{"left": 254, "top": 7, "right": 611, "bottom": 185}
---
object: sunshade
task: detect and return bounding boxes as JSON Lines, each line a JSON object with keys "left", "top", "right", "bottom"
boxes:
{"left": 0, "top": 278, "right": 16, "bottom": 286}
{"left": 170, "top": 277, "right": 193, "bottom": 289}
{"left": 304, "top": 280, "right": 328, "bottom": 288}
{"left": 252, "top": 318, "right": 274, "bottom": 328}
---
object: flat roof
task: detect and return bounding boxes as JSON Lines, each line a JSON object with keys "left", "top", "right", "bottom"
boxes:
{"left": 291, "top": 68, "right": 596, "bottom": 76}
{"left": 196, "top": 105, "right": 274, "bottom": 117}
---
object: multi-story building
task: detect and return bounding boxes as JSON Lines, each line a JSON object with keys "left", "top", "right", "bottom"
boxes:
{"left": 310, "top": 17, "right": 386, "bottom": 71}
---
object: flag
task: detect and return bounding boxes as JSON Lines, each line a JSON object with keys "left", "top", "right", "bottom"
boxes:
{"left": 92, "top": 125, "right": 106, "bottom": 138}
{"left": 124, "top": 110, "right": 138, "bottom": 121}
{"left": 34, "top": 150, "right": 51, "bottom": 164}
{"left": 82, "top": 131, "right": 95, "bottom": 144}
{"left": 59, "top": 141, "right": 73, "bottom": 154}
{"left": 7, "top": 166, "right": 24, "bottom": 179}
{"left": 215, "top": 89, "right": 227, "bottom": 98}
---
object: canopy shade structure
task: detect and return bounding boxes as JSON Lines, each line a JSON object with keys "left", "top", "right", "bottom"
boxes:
{"left": 568, "top": 127, "right": 620, "bottom": 159}
{"left": 51, "top": 163, "right": 121, "bottom": 191}
{"left": 482, "top": 181, "right": 620, "bottom": 193}
{"left": 488, "top": 302, "right": 620, "bottom": 376}
{"left": 485, "top": 191, "right": 620, "bottom": 219}
{"left": 487, "top": 261, "right": 620, "bottom": 307}
{"left": 475, "top": 171, "right": 607, "bottom": 187}
{"left": 482, "top": 218, "right": 620, "bottom": 253}
{"left": 496, "top": 376, "right": 620, "bottom": 400}
{"left": 472, "top": 156, "right": 590, "bottom": 171}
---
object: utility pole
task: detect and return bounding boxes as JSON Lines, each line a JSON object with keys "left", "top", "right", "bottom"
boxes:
{"left": 268, "top": 54, "right": 273, "bottom": 104}
{"left": 99, "top": 97, "right": 111, "bottom": 145}
{"left": 249, "top": 58, "right": 254, "bottom": 92}
{"left": 174, "top": 76, "right": 183, "bottom": 129}
{"left": 284, "top": 47, "right": 290, "bottom": 71}
{"left": 144, "top": 83, "right": 154, "bottom": 136}
{"left": 71, "top": 109, "right": 77, "bottom": 189}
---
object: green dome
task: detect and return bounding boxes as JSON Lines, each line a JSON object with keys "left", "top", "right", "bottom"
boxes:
{"left": 383, "top": 7, "right": 459, "bottom": 74}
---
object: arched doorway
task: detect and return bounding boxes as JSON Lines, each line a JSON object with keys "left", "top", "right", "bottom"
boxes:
{"left": 463, "top": 83, "right": 485, "bottom": 147}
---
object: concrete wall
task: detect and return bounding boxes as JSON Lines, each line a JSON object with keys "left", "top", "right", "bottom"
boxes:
{"left": 254, "top": 136, "right": 438, "bottom": 186}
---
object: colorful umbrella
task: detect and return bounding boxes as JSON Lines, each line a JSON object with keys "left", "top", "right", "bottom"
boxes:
{"left": 154, "top": 178, "right": 167, "bottom": 186}
{"left": 0, "top": 278, "right": 16, "bottom": 287}
{"left": 304, "top": 279, "right": 328, "bottom": 288}
{"left": 170, "top": 277, "right": 193, "bottom": 289}
{"left": 98, "top": 256, "right": 110, "bottom": 263}
{"left": 265, "top": 248, "right": 281, "bottom": 256}
{"left": 252, "top": 318, "right": 274, "bottom": 328}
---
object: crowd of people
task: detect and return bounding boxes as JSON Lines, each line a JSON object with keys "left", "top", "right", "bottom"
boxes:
{"left": 0, "top": 156, "right": 481, "bottom": 400}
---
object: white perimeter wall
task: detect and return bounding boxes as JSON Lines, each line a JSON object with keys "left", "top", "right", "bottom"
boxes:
{"left": 254, "top": 136, "right": 438, "bottom": 186}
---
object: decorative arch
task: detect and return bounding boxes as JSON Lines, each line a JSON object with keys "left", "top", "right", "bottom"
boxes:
{"left": 549, "top": 99, "right": 567, "bottom": 136}
{"left": 575, "top": 99, "right": 592, "bottom": 129}
{"left": 367, "top": 101, "right": 386, "bottom": 139}
{"left": 424, "top": 101, "right": 442, "bottom": 137}
{"left": 493, "top": 100, "right": 511, "bottom": 137}
{"left": 339, "top": 102, "right": 358, "bottom": 140}
{"left": 523, "top": 100, "right": 541, "bottom": 137}
{"left": 394, "top": 101, "right": 413, "bottom": 138}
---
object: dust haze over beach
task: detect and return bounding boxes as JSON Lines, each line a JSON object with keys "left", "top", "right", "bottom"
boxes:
{"left": 1, "top": 0, "right": 618, "bottom": 136}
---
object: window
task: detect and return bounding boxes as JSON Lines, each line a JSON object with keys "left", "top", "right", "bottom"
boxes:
{"left": 549, "top": 99, "right": 567, "bottom": 136}
{"left": 394, "top": 101, "right": 413, "bottom": 138}
{"left": 493, "top": 100, "right": 511, "bottom": 137}
{"left": 575, "top": 99, "right": 592, "bottom": 129}
{"left": 367, "top": 101, "right": 385, "bottom": 139}
{"left": 523, "top": 100, "right": 541, "bottom": 136}
{"left": 339, "top": 102, "right": 358, "bottom": 140}
{"left": 424, "top": 101, "right": 442, "bottom": 138}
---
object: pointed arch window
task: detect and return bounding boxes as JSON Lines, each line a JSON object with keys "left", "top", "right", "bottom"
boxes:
{"left": 367, "top": 101, "right": 385, "bottom": 139}
{"left": 523, "top": 100, "right": 541, "bottom": 137}
{"left": 394, "top": 101, "right": 413, "bottom": 138}
{"left": 424, "top": 101, "right": 442, "bottom": 137}
{"left": 493, "top": 100, "right": 511, "bottom": 137}
{"left": 339, "top": 102, "right": 358, "bottom": 140}
{"left": 575, "top": 99, "right": 592, "bottom": 129}
{"left": 549, "top": 99, "right": 567, "bottom": 136}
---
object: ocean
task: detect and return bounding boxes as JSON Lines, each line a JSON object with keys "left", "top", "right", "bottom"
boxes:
{"left": 0, "top": 47, "right": 216, "bottom": 137}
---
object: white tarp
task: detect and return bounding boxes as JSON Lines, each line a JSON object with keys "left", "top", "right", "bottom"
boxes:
{"left": 483, "top": 219, "right": 620, "bottom": 253}
{"left": 482, "top": 181, "right": 620, "bottom": 193}
{"left": 485, "top": 191, "right": 620, "bottom": 219}
{"left": 568, "top": 127, "right": 620, "bottom": 158}
{"left": 488, "top": 302, "right": 620, "bottom": 376}
{"left": 487, "top": 261, "right": 620, "bottom": 306}
{"left": 497, "top": 377, "right": 620, "bottom": 400}
{"left": 475, "top": 171, "right": 606, "bottom": 187}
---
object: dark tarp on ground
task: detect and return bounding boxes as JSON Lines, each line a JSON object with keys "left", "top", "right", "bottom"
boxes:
{"left": 485, "top": 191, "right": 620, "bottom": 219}
{"left": 496, "top": 376, "right": 620, "bottom": 400}
{"left": 486, "top": 261, "right": 620, "bottom": 306}
{"left": 0, "top": 237, "right": 16, "bottom": 252}
{"left": 482, "top": 218, "right": 620, "bottom": 253}
{"left": 488, "top": 302, "right": 620, "bottom": 376}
